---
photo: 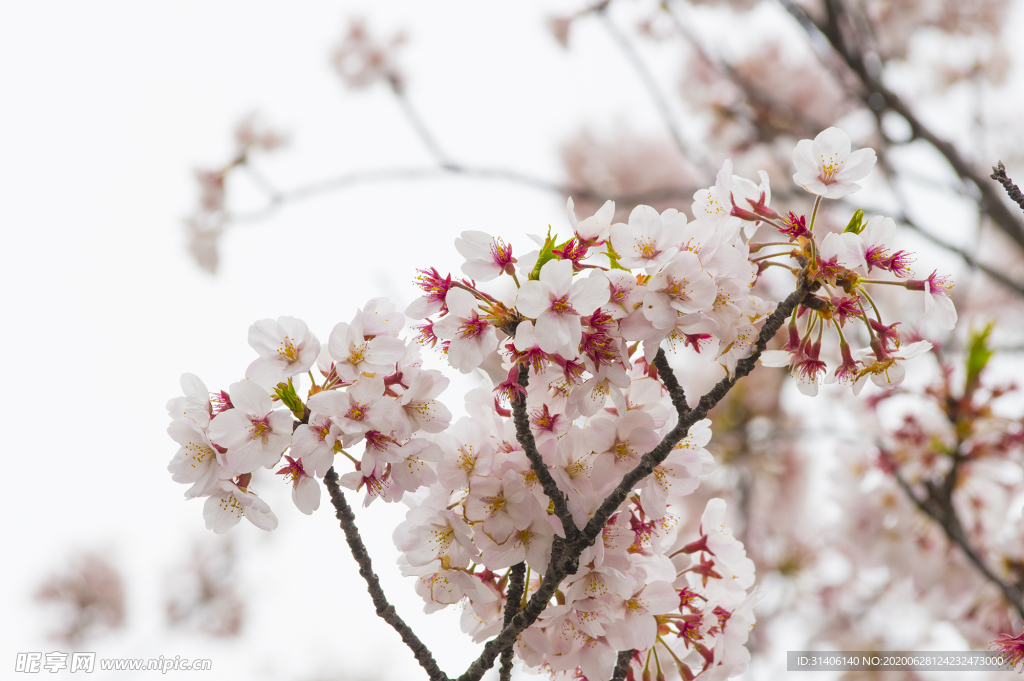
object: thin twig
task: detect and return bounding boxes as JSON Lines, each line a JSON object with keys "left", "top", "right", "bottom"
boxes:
{"left": 512, "top": 363, "right": 579, "bottom": 541}
{"left": 390, "top": 77, "right": 454, "bottom": 168}
{"left": 324, "top": 468, "right": 450, "bottom": 681}
{"left": 227, "top": 164, "right": 698, "bottom": 224}
{"left": 596, "top": 6, "right": 709, "bottom": 173}
{"left": 992, "top": 162, "right": 1024, "bottom": 215}
{"left": 499, "top": 562, "right": 527, "bottom": 681}
{"left": 893, "top": 471, "right": 1024, "bottom": 621}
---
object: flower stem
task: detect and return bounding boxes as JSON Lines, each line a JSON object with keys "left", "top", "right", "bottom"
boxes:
{"left": 808, "top": 195, "right": 822, "bottom": 232}
{"left": 750, "top": 251, "right": 794, "bottom": 263}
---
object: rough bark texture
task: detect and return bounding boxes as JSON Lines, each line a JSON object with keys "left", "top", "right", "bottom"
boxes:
{"left": 455, "top": 283, "right": 809, "bottom": 681}
{"left": 512, "top": 363, "right": 579, "bottom": 541}
{"left": 324, "top": 468, "right": 450, "bottom": 681}
{"left": 499, "top": 562, "right": 527, "bottom": 681}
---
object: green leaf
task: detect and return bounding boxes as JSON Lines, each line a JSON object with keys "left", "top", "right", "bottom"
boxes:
{"left": 965, "top": 322, "right": 995, "bottom": 391}
{"left": 604, "top": 241, "right": 631, "bottom": 272}
{"left": 273, "top": 379, "right": 306, "bottom": 420}
{"left": 529, "top": 226, "right": 558, "bottom": 280}
{"left": 842, "top": 208, "right": 865, "bottom": 235}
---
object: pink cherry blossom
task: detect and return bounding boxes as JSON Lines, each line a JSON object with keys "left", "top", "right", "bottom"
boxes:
{"left": 208, "top": 380, "right": 292, "bottom": 474}
{"left": 515, "top": 259, "right": 609, "bottom": 354}
{"left": 454, "top": 231, "right": 516, "bottom": 281}
{"left": 432, "top": 288, "right": 498, "bottom": 372}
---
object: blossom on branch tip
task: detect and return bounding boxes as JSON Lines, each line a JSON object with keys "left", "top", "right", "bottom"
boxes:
{"left": 245, "top": 316, "right": 320, "bottom": 389}
{"left": 567, "top": 197, "right": 615, "bottom": 243}
{"left": 793, "top": 127, "right": 876, "bottom": 199}
{"left": 455, "top": 231, "right": 516, "bottom": 282}
{"left": 905, "top": 271, "right": 957, "bottom": 330}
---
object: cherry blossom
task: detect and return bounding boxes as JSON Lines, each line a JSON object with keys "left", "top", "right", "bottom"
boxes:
{"left": 207, "top": 380, "right": 292, "bottom": 474}
{"left": 454, "top": 231, "right": 516, "bottom": 282}
{"left": 610, "top": 204, "right": 686, "bottom": 273}
{"left": 245, "top": 316, "right": 320, "bottom": 389}
{"left": 515, "top": 259, "right": 609, "bottom": 354}
{"left": 906, "top": 271, "right": 957, "bottom": 330}
{"left": 203, "top": 480, "right": 278, "bottom": 534}
{"left": 432, "top": 288, "right": 498, "bottom": 372}
{"left": 792, "top": 127, "right": 876, "bottom": 198}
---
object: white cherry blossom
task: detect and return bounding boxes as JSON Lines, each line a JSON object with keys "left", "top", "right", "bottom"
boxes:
{"left": 610, "top": 204, "right": 686, "bottom": 273}
{"left": 432, "top": 288, "right": 498, "bottom": 372}
{"left": 208, "top": 380, "right": 292, "bottom": 474}
{"left": 245, "top": 316, "right": 320, "bottom": 389}
{"left": 793, "top": 127, "right": 876, "bottom": 199}
{"left": 515, "top": 259, "right": 609, "bottom": 354}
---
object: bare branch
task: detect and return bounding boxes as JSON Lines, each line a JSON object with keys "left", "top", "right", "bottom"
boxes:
{"left": 227, "top": 164, "right": 698, "bottom": 225}
{"left": 596, "top": 6, "right": 709, "bottom": 174}
{"left": 893, "top": 471, "right": 1024, "bottom": 621}
{"left": 651, "top": 348, "right": 689, "bottom": 417}
{"left": 499, "top": 562, "right": 526, "bottom": 681}
{"left": 323, "top": 468, "right": 450, "bottom": 681}
{"left": 389, "top": 77, "right": 453, "bottom": 168}
{"left": 512, "top": 363, "right": 579, "bottom": 541}
{"left": 992, "top": 161, "right": 1024, "bottom": 216}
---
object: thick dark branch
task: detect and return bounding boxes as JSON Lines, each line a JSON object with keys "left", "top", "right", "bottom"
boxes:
{"left": 992, "top": 162, "right": 1024, "bottom": 215}
{"left": 512, "top": 363, "right": 579, "bottom": 541}
{"left": 893, "top": 471, "right": 1024, "bottom": 621}
{"left": 609, "top": 649, "right": 634, "bottom": 681}
{"left": 324, "top": 468, "right": 450, "bottom": 681}
{"left": 651, "top": 349, "right": 689, "bottom": 416}
{"left": 780, "top": 0, "right": 1024, "bottom": 254}
{"left": 457, "top": 282, "right": 809, "bottom": 681}
{"left": 577, "top": 284, "right": 808, "bottom": 547}
{"left": 499, "top": 562, "right": 527, "bottom": 681}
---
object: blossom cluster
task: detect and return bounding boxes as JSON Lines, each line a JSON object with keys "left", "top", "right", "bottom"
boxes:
{"left": 167, "top": 127, "right": 958, "bottom": 680}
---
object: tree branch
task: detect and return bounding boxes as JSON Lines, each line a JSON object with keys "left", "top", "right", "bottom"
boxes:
{"left": 576, "top": 284, "right": 808, "bottom": 548}
{"left": 512, "top": 363, "right": 579, "bottom": 542}
{"left": 227, "top": 164, "right": 698, "bottom": 225}
{"left": 893, "top": 470, "right": 1024, "bottom": 621}
{"left": 780, "top": 0, "right": 1024, "bottom": 254}
{"left": 455, "top": 281, "right": 810, "bottom": 681}
{"left": 596, "top": 5, "right": 709, "bottom": 174}
{"left": 323, "top": 468, "right": 450, "bottom": 681}
{"left": 651, "top": 348, "right": 689, "bottom": 416}
{"left": 499, "top": 562, "right": 527, "bottom": 681}
{"left": 992, "top": 161, "right": 1024, "bottom": 216}
{"left": 610, "top": 649, "right": 634, "bottom": 681}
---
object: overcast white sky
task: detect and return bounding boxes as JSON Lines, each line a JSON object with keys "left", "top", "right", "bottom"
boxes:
{"left": 4, "top": 1, "right": 1024, "bottom": 680}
